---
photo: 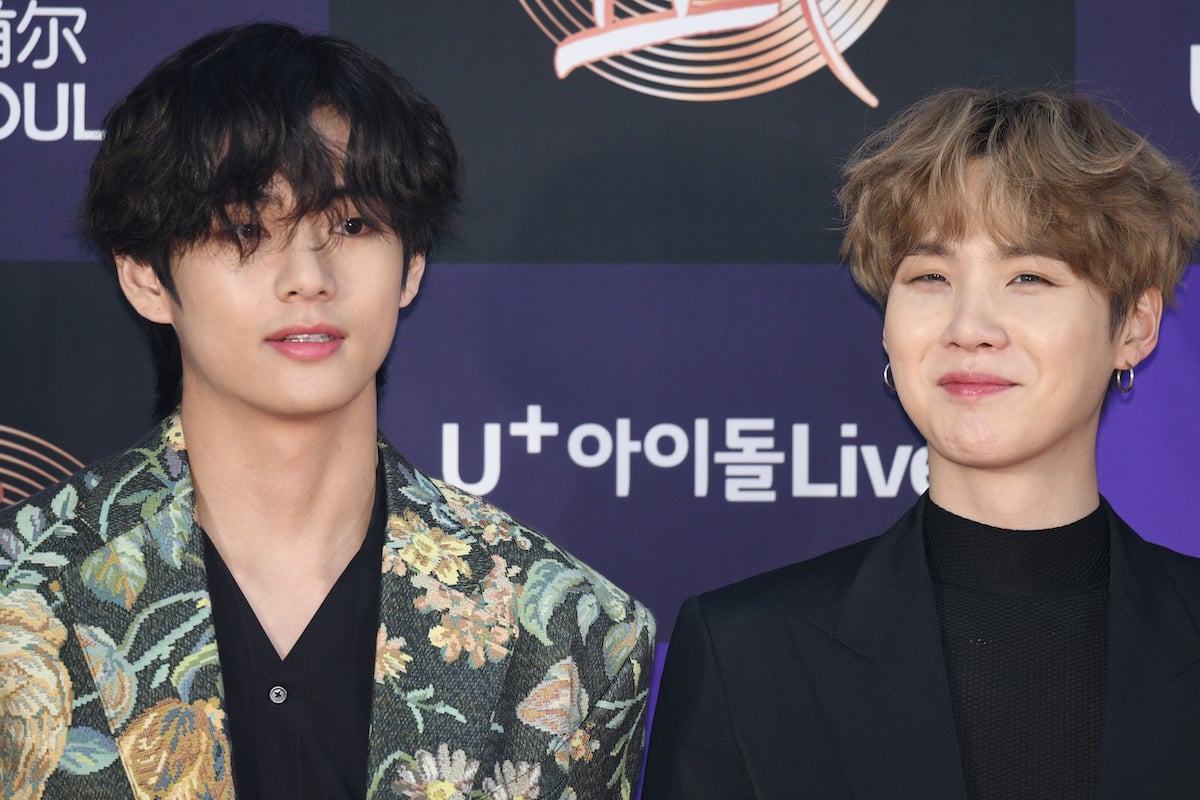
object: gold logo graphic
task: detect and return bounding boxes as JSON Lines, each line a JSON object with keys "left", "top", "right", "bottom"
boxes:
{"left": 0, "top": 425, "right": 83, "bottom": 508}
{"left": 518, "top": 0, "right": 886, "bottom": 105}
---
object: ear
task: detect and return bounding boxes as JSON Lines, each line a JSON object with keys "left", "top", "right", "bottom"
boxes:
{"left": 115, "top": 254, "right": 176, "bottom": 325}
{"left": 1114, "top": 287, "right": 1163, "bottom": 369}
{"left": 400, "top": 252, "right": 426, "bottom": 308}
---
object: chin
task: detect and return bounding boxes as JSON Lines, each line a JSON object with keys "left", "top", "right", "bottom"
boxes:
{"left": 251, "top": 391, "right": 365, "bottom": 420}
{"left": 930, "top": 434, "right": 1018, "bottom": 469}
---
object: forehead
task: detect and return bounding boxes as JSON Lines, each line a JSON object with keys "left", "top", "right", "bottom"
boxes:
{"left": 227, "top": 107, "right": 354, "bottom": 214}
{"left": 907, "top": 159, "right": 1047, "bottom": 254}
{"left": 311, "top": 106, "right": 351, "bottom": 154}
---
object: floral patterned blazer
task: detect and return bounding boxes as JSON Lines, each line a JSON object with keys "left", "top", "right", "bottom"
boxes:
{"left": 0, "top": 415, "right": 654, "bottom": 800}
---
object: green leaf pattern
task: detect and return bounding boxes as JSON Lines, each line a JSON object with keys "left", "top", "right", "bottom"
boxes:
{"left": 80, "top": 533, "right": 148, "bottom": 609}
{"left": 518, "top": 559, "right": 587, "bottom": 646}
{"left": 0, "top": 415, "right": 654, "bottom": 799}
{"left": 57, "top": 727, "right": 120, "bottom": 775}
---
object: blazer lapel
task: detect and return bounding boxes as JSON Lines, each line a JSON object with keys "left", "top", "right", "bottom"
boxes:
{"left": 792, "top": 500, "right": 968, "bottom": 800}
{"left": 364, "top": 442, "right": 515, "bottom": 796}
{"left": 59, "top": 420, "right": 235, "bottom": 798}
{"left": 1096, "top": 506, "right": 1200, "bottom": 799}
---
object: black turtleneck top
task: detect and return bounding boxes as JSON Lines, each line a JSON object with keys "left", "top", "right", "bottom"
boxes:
{"left": 924, "top": 499, "right": 1110, "bottom": 800}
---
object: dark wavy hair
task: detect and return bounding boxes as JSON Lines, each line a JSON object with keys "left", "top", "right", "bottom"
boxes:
{"left": 82, "top": 22, "right": 460, "bottom": 416}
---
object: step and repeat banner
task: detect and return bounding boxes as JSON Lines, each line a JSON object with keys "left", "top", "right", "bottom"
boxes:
{"left": 2, "top": 0, "right": 1198, "bottom": 745}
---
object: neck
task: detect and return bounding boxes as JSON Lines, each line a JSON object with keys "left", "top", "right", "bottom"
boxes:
{"left": 181, "top": 393, "right": 379, "bottom": 573}
{"left": 927, "top": 452, "right": 1101, "bottom": 530}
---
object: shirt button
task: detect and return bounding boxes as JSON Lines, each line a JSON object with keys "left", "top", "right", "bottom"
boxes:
{"left": 268, "top": 685, "right": 288, "bottom": 704}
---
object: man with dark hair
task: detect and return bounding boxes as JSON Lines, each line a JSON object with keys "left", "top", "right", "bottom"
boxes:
{"left": 0, "top": 23, "right": 652, "bottom": 800}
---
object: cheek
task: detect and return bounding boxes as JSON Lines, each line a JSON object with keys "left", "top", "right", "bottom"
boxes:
{"left": 881, "top": 314, "right": 916, "bottom": 362}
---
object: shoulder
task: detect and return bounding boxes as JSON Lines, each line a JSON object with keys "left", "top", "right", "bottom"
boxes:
{"left": 1, "top": 419, "right": 186, "bottom": 590}
{"left": 377, "top": 437, "right": 655, "bottom": 656}
{"left": 1108, "top": 504, "right": 1200, "bottom": 608}
{"left": 377, "top": 441, "right": 654, "bottom": 794}
{"left": 690, "top": 533, "right": 879, "bottom": 630}
{"left": 680, "top": 499, "right": 926, "bottom": 642}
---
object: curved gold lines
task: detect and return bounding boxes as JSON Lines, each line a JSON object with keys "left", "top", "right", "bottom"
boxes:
{"left": 645, "top": 11, "right": 807, "bottom": 59}
{"left": 617, "top": 33, "right": 821, "bottom": 81}
{"left": 830, "top": 0, "right": 885, "bottom": 50}
{"left": 593, "top": 41, "right": 822, "bottom": 90}
{"left": 617, "top": 46, "right": 816, "bottom": 78}
{"left": 0, "top": 438, "right": 77, "bottom": 480}
{"left": 0, "top": 466, "right": 40, "bottom": 499}
{"left": 0, "top": 426, "right": 84, "bottom": 470}
{"left": 581, "top": 57, "right": 820, "bottom": 100}
{"left": 555, "top": 0, "right": 597, "bottom": 30}
{"left": 668, "top": 0, "right": 802, "bottom": 48}
{"left": 0, "top": 453, "right": 59, "bottom": 485}
{"left": 520, "top": 0, "right": 574, "bottom": 41}
{"left": 0, "top": 426, "right": 84, "bottom": 507}
{"left": 522, "top": 0, "right": 886, "bottom": 101}
{"left": 637, "top": 22, "right": 816, "bottom": 69}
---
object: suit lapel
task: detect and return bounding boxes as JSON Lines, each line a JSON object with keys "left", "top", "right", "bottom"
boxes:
{"left": 1096, "top": 506, "right": 1200, "bottom": 799}
{"left": 792, "top": 500, "right": 968, "bottom": 800}
{"left": 364, "top": 442, "right": 514, "bottom": 796}
{"left": 59, "top": 417, "right": 235, "bottom": 797}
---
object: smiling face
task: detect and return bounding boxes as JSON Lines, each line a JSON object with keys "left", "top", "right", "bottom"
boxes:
{"left": 117, "top": 110, "right": 424, "bottom": 423}
{"left": 883, "top": 218, "right": 1161, "bottom": 495}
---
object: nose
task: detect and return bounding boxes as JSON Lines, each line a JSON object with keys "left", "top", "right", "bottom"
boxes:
{"left": 939, "top": 287, "right": 1009, "bottom": 351}
{"left": 275, "top": 221, "right": 336, "bottom": 301}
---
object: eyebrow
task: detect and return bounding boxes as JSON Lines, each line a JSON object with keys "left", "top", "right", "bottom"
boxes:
{"left": 998, "top": 243, "right": 1038, "bottom": 258}
{"left": 907, "top": 241, "right": 1043, "bottom": 259}
{"left": 908, "top": 241, "right": 950, "bottom": 257}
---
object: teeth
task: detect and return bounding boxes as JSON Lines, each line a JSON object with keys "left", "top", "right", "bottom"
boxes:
{"left": 281, "top": 333, "right": 335, "bottom": 342}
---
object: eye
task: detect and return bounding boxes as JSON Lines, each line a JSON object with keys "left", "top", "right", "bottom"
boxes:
{"left": 1012, "top": 273, "right": 1049, "bottom": 285}
{"left": 337, "top": 217, "right": 368, "bottom": 236}
{"left": 914, "top": 272, "right": 947, "bottom": 283}
{"left": 232, "top": 223, "right": 263, "bottom": 245}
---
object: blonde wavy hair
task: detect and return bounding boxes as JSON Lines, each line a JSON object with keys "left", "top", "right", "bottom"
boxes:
{"left": 839, "top": 88, "right": 1200, "bottom": 331}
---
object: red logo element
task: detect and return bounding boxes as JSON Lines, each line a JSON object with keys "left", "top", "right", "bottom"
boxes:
{"left": 0, "top": 425, "right": 83, "bottom": 507}
{"left": 519, "top": 0, "right": 886, "bottom": 104}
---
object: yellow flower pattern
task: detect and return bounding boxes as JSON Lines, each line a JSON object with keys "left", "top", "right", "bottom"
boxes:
{"left": 0, "top": 416, "right": 652, "bottom": 799}
{"left": 375, "top": 624, "right": 414, "bottom": 683}
{"left": 388, "top": 510, "right": 473, "bottom": 585}
{"left": 0, "top": 588, "right": 72, "bottom": 800}
{"left": 117, "top": 698, "right": 233, "bottom": 800}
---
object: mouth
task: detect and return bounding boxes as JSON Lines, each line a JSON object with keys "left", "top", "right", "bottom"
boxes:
{"left": 267, "top": 324, "right": 345, "bottom": 342}
{"left": 938, "top": 372, "right": 1015, "bottom": 397}
{"left": 266, "top": 326, "right": 345, "bottom": 360}
{"left": 275, "top": 332, "right": 338, "bottom": 343}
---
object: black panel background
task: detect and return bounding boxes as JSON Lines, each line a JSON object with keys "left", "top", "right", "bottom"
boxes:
{"left": 1, "top": 262, "right": 156, "bottom": 461}
{"left": 333, "top": 0, "right": 1075, "bottom": 264}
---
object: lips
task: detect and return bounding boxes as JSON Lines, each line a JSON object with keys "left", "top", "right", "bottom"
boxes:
{"left": 267, "top": 325, "right": 344, "bottom": 360}
{"left": 277, "top": 332, "right": 336, "bottom": 343}
{"left": 937, "top": 371, "right": 1015, "bottom": 397}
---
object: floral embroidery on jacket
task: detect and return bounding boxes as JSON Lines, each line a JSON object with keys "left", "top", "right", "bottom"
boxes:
{"left": 0, "top": 414, "right": 654, "bottom": 800}
{"left": 0, "top": 588, "right": 72, "bottom": 800}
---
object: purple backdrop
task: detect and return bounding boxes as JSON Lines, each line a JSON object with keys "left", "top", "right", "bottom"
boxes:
{"left": 1, "top": 2, "right": 1198, "bottom": 794}
{"left": 0, "top": 0, "right": 327, "bottom": 262}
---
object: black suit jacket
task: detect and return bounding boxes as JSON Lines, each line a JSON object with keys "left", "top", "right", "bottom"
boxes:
{"left": 643, "top": 497, "right": 1200, "bottom": 799}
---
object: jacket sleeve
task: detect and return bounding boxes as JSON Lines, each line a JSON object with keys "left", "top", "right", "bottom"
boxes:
{"left": 560, "top": 636, "right": 654, "bottom": 800}
{"left": 640, "top": 596, "right": 756, "bottom": 800}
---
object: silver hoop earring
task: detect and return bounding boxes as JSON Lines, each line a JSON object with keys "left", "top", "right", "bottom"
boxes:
{"left": 883, "top": 362, "right": 895, "bottom": 391}
{"left": 1115, "top": 366, "right": 1134, "bottom": 394}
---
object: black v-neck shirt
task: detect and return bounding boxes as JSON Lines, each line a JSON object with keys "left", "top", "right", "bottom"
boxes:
{"left": 203, "top": 465, "right": 386, "bottom": 800}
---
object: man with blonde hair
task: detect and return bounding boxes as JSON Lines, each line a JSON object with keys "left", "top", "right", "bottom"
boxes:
{"left": 645, "top": 87, "right": 1200, "bottom": 799}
